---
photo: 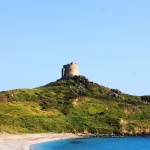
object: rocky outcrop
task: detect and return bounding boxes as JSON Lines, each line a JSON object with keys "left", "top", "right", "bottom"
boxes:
{"left": 109, "top": 89, "right": 125, "bottom": 99}
{"left": 59, "top": 75, "right": 95, "bottom": 85}
{"left": 141, "top": 96, "right": 150, "bottom": 103}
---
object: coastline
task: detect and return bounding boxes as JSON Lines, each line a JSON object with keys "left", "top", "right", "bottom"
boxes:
{"left": 0, "top": 133, "right": 78, "bottom": 150}
{"left": 0, "top": 133, "right": 149, "bottom": 150}
{"left": 82, "top": 133, "right": 150, "bottom": 137}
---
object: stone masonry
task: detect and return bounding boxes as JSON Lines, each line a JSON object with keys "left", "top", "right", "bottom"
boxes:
{"left": 62, "top": 62, "right": 79, "bottom": 78}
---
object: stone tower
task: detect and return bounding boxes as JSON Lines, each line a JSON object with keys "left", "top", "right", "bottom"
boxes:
{"left": 62, "top": 62, "right": 79, "bottom": 78}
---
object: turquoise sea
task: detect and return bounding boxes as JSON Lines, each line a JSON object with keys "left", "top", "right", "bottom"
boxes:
{"left": 30, "top": 137, "right": 150, "bottom": 150}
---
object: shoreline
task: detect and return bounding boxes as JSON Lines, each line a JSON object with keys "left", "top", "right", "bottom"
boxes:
{"left": 0, "top": 133, "right": 78, "bottom": 150}
{"left": 81, "top": 133, "right": 150, "bottom": 138}
{"left": 0, "top": 133, "right": 149, "bottom": 150}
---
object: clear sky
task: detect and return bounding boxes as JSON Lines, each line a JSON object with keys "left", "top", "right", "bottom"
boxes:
{"left": 0, "top": 0, "right": 150, "bottom": 96}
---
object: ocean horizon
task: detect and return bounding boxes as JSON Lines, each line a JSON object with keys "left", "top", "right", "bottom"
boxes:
{"left": 30, "top": 137, "right": 150, "bottom": 150}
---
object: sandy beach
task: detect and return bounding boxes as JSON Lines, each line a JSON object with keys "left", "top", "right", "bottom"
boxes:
{"left": 0, "top": 133, "right": 78, "bottom": 150}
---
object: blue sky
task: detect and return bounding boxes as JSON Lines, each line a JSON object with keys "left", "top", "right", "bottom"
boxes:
{"left": 0, "top": 0, "right": 150, "bottom": 96}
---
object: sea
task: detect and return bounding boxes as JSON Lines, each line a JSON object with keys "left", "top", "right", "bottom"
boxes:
{"left": 30, "top": 137, "right": 150, "bottom": 150}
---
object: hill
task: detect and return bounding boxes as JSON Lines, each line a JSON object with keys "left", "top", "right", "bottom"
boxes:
{"left": 0, "top": 76, "right": 150, "bottom": 135}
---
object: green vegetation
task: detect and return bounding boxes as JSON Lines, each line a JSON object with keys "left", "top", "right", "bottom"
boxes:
{"left": 0, "top": 76, "right": 149, "bottom": 135}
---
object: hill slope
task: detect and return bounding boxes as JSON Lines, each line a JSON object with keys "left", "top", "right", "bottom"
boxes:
{"left": 0, "top": 76, "right": 150, "bottom": 135}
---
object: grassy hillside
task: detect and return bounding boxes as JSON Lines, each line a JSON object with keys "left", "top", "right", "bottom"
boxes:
{"left": 0, "top": 76, "right": 150, "bottom": 135}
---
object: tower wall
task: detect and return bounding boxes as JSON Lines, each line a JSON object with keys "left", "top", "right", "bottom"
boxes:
{"left": 62, "top": 62, "right": 79, "bottom": 78}
{"left": 69, "top": 62, "right": 79, "bottom": 76}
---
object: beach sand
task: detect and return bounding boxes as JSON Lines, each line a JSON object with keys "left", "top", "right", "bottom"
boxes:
{"left": 0, "top": 133, "right": 78, "bottom": 150}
